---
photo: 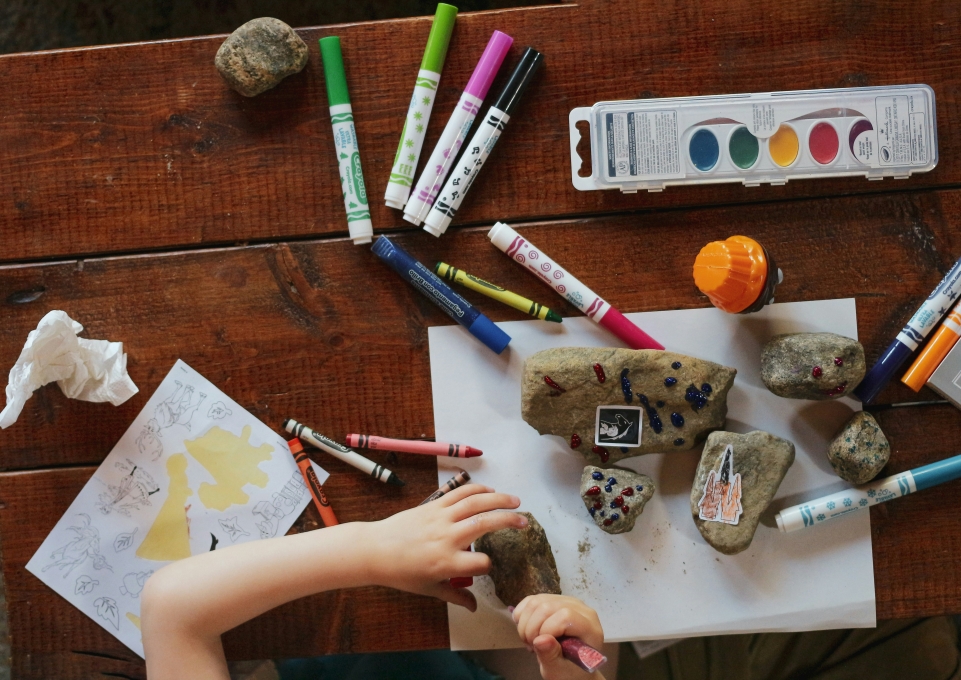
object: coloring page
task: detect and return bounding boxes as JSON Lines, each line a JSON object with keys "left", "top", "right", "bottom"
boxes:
{"left": 26, "top": 360, "right": 326, "bottom": 657}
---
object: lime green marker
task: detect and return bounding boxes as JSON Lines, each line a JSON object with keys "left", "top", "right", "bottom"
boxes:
{"left": 319, "top": 36, "right": 372, "bottom": 245}
{"left": 385, "top": 4, "right": 458, "bottom": 210}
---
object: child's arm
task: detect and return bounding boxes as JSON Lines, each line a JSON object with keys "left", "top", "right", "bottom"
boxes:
{"left": 512, "top": 594, "right": 606, "bottom": 680}
{"left": 142, "top": 484, "right": 524, "bottom": 680}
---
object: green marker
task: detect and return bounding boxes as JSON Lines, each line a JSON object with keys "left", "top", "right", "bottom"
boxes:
{"left": 384, "top": 4, "right": 458, "bottom": 210}
{"left": 319, "top": 36, "right": 373, "bottom": 245}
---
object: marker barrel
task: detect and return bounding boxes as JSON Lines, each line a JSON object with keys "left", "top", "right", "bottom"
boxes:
{"left": 403, "top": 30, "right": 513, "bottom": 226}
{"left": 902, "top": 301, "right": 961, "bottom": 391}
{"left": 424, "top": 48, "right": 543, "bottom": 237}
{"left": 319, "top": 37, "right": 373, "bottom": 244}
{"left": 435, "top": 262, "right": 561, "bottom": 322}
{"left": 385, "top": 4, "right": 458, "bottom": 209}
{"left": 284, "top": 418, "right": 403, "bottom": 486}
{"left": 487, "top": 222, "right": 663, "bottom": 350}
{"left": 856, "top": 255, "right": 961, "bottom": 403}
{"left": 347, "top": 433, "right": 481, "bottom": 457}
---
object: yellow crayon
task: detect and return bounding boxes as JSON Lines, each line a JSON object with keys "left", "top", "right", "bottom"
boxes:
{"left": 434, "top": 262, "right": 562, "bottom": 323}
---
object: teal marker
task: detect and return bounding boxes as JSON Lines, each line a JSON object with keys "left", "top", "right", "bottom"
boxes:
{"left": 385, "top": 4, "right": 458, "bottom": 210}
{"left": 776, "top": 451, "right": 961, "bottom": 532}
{"left": 319, "top": 36, "right": 373, "bottom": 245}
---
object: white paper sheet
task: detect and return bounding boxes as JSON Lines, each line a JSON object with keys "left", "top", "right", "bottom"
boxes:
{"left": 428, "top": 299, "right": 875, "bottom": 649}
{"left": 26, "top": 360, "right": 324, "bottom": 657}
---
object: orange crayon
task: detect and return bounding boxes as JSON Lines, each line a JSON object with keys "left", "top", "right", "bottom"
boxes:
{"left": 902, "top": 299, "right": 961, "bottom": 392}
{"left": 288, "top": 439, "right": 339, "bottom": 527}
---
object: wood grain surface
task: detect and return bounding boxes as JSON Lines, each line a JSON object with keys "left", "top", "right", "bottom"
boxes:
{"left": 3, "top": 0, "right": 961, "bottom": 677}
{"left": 2, "top": 0, "right": 960, "bottom": 262}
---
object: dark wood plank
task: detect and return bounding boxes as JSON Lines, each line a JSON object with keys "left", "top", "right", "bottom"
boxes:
{"left": 2, "top": 188, "right": 961, "bottom": 469}
{"left": 2, "top": 0, "right": 960, "bottom": 262}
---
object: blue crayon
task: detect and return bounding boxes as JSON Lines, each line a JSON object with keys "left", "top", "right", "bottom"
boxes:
{"left": 371, "top": 236, "right": 511, "bottom": 354}
{"left": 855, "top": 255, "right": 961, "bottom": 404}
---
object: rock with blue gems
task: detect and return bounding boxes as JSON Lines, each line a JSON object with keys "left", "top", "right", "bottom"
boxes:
{"left": 760, "top": 333, "right": 865, "bottom": 400}
{"left": 690, "top": 430, "right": 795, "bottom": 555}
{"left": 827, "top": 411, "right": 890, "bottom": 483}
{"left": 521, "top": 347, "right": 737, "bottom": 464}
{"left": 474, "top": 512, "right": 562, "bottom": 607}
{"left": 580, "top": 466, "right": 655, "bottom": 534}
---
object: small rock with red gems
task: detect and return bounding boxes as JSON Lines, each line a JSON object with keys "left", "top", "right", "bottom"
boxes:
{"left": 580, "top": 465, "right": 655, "bottom": 534}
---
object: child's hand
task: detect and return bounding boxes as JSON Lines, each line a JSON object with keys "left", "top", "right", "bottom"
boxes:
{"left": 366, "top": 484, "right": 525, "bottom": 612}
{"left": 512, "top": 594, "right": 605, "bottom": 680}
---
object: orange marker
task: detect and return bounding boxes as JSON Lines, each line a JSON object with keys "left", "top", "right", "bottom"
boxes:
{"left": 693, "top": 236, "right": 782, "bottom": 314}
{"left": 288, "top": 439, "right": 339, "bottom": 527}
{"left": 902, "top": 299, "right": 961, "bottom": 391}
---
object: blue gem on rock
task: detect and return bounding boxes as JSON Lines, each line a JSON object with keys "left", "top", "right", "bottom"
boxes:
{"left": 589, "top": 507, "right": 596, "bottom": 516}
{"left": 635, "top": 485, "right": 644, "bottom": 491}
{"left": 671, "top": 412, "right": 684, "bottom": 427}
{"left": 664, "top": 377, "right": 677, "bottom": 386}
{"left": 592, "top": 471, "right": 603, "bottom": 480}
{"left": 604, "top": 485, "right": 612, "bottom": 493}
{"left": 701, "top": 383, "right": 713, "bottom": 393}
{"left": 610, "top": 513, "right": 620, "bottom": 521}
{"left": 672, "top": 361, "right": 682, "bottom": 369}
{"left": 607, "top": 477, "right": 617, "bottom": 485}
{"left": 674, "top": 438, "right": 685, "bottom": 446}
{"left": 610, "top": 500, "right": 618, "bottom": 508}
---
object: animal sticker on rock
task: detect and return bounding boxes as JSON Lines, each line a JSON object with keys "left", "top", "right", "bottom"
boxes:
{"left": 698, "top": 445, "right": 742, "bottom": 525}
{"left": 595, "top": 406, "right": 642, "bottom": 447}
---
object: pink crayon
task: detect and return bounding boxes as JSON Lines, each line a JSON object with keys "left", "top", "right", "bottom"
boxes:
{"left": 559, "top": 637, "right": 608, "bottom": 673}
{"left": 347, "top": 434, "right": 483, "bottom": 458}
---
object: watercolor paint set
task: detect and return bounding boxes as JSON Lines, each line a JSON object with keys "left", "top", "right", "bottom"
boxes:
{"left": 569, "top": 85, "right": 937, "bottom": 193}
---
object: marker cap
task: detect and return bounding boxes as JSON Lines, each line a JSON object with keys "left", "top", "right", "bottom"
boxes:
{"left": 319, "top": 36, "right": 351, "bottom": 106}
{"left": 421, "top": 4, "right": 458, "bottom": 73}
{"left": 693, "top": 236, "right": 775, "bottom": 314}
{"left": 853, "top": 340, "right": 913, "bottom": 403}
{"left": 464, "top": 31, "right": 514, "bottom": 99}
{"left": 467, "top": 314, "right": 511, "bottom": 354}
{"left": 491, "top": 47, "right": 543, "bottom": 115}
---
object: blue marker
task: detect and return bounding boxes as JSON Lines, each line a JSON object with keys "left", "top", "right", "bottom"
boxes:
{"left": 776, "top": 451, "right": 961, "bottom": 533}
{"left": 371, "top": 236, "right": 511, "bottom": 354}
{"left": 854, "top": 255, "right": 961, "bottom": 403}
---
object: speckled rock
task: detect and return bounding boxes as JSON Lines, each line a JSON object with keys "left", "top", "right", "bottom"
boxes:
{"left": 521, "top": 348, "right": 736, "bottom": 465}
{"left": 691, "top": 430, "right": 795, "bottom": 555}
{"left": 826, "top": 411, "right": 890, "bottom": 483}
{"left": 760, "top": 333, "right": 865, "bottom": 400}
{"left": 474, "top": 512, "right": 561, "bottom": 607}
{"left": 580, "top": 466, "right": 655, "bottom": 534}
{"left": 215, "top": 18, "right": 308, "bottom": 97}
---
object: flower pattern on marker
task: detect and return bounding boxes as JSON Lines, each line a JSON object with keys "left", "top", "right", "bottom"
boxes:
{"left": 843, "top": 498, "right": 852, "bottom": 507}
{"left": 859, "top": 499, "right": 868, "bottom": 507}
{"left": 413, "top": 111, "right": 423, "bottom": 120}
{"left": 867, "top": 489, "right": 877, "bottom": 497}
{"left": 422, "top": 96, "right": 431, "bottom": 106}
{"left": 827, "top": 501, "right": 836, "bottom": 509}
{"left": 405, "top": 138, "right": 414, "bottom": 148}
{"left": 415, "top": 124, "right": 424, "bottom": 133}
{"left": 407, "top": 153, "right": 416, "bottom": 162}
{"left": 817, "top": 514, "right": 826, "bottom": 521}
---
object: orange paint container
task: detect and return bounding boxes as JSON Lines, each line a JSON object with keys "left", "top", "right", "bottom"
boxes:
{"left": 693, "top": 236, "right": 782, "bottom": 314}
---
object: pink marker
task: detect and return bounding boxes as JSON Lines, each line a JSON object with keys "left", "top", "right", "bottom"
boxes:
{"left": 346, "top": 434, "right": 482, "bottom": 458}
{"left": 488, "top": 222, "right": 664, "bottom": 350}
{"left": 403, "top": 31, "right": 513, "bottom": 226}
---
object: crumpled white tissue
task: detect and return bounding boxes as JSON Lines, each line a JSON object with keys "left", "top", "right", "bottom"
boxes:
{"left": 0, "top": 311, "right": 139, "bottom": 428}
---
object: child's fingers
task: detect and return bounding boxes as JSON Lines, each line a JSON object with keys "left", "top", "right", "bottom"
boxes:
{"left": 448, "top": 492, "right": 520, "bottom": 522}
{"left": 521, "top": 600, "right": 560, "bottom": 646}
{"left": 532, "top": 634, "right": 567, "bottom": 675}
{"left": 539, "top": 608, "right": 604, "bottom": 649}
{"left": 424, "top": 582, "right": 477, "bottom": 612}
{"left": 451, "top": 549, "right": 491, "bottom": 577}
{"left": 436, "top": 483, "right": 495, "bottom": 507}
{"left": 458, "top": 510, "right": 528, "bottom": 544}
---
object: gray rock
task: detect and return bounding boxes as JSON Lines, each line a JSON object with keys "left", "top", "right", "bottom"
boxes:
{"left": 215, "top": 18, "right": 308, "bottom": 97}
{"left": 760, "top": 333, "right": 865, "bottom": 400}
{"left": 580, "top": 466, "right": 655, "bottom": 534}
{"left": 690, "top": 430, "right": 795, "bottom": 555}
{"left": 521, "top": 348, "right": 736, "bottom": 465}
{"left": 474, "top": 512, "right": 561, "bottom": 607}
{"left": 826, "top": 411, "right": 890, "bottom": 483}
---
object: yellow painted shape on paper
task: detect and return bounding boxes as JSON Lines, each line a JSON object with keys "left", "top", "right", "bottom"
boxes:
{"left": 127, "top": 612, "right": 141, "bottom": 630}
{"left": 187, "top": 425, "right": 272, "bottom": 511}
{"left": 136, "top": 454, "right": 193, "bottom": 561}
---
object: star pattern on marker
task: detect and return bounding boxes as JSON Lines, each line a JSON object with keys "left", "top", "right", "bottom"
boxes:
{"left": 413, "top": 111, "right": 423, "bottom": 121}
{"left": 843, "top": 498, "right": 852, "bottom": 507}
{"left": 422, "top": 96, "right": 431, "bottom": 105}
{"left": 867, "top": 489, "right": 877, "bottom": 497}
{"left": 415, "top": 123, "right": 424, "bottom": 133}
{"left": 404, "top": 138, "right": 414, "bottom": 148}
{"left": 826, "top": 501, "right": 836, "bottom": 509}
{"left": 817, "top": 514, "right": 826, "bottom": 521}
{"left": 407, "top": 153, "right": 416, "bottom": 162}
{"left": 859, "top": 498, "right": 868, "bottom": 507}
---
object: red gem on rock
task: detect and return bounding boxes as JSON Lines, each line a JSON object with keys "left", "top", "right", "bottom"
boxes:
{"left": 622, "top": 487, "right": 634, "bottom": 497}
{"left": 603, "top": 518, "right": 613, "bottom": 526}
{"left": 593, "top": 363, "right": 606, "bottom": 383}
{"left": 592, "top": 445, "right": 610, "bottom": 463}
{"left": 812, "top": 366, "right": 823, "bottom": 378}
{"left": 834, "top": 357, "right": 844, "bottom": 366}
{"left": 593, "top": 501, "right": 603, "bottom": 510}
{"left": 586, "top": 486, "right": 601, "bottom": 496}
{"left": 570, "top": 433, "right": 581, "bottom": 449}
{"left": 544, "top": 376, "right": 566, "bottom": 392}
{"left": 621, "top": 505, "right": 630, "bottom": 513}
{"left": 614, "top": 495, "right": 624, "bottom": 507}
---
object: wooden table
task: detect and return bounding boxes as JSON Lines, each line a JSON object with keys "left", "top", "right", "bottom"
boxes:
{"left": 0, "top": 0, "right": 959, "bottom": 677}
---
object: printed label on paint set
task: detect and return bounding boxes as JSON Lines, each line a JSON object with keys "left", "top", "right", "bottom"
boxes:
{"left": 570, "top": 85, "right": 938, "bottom": 193}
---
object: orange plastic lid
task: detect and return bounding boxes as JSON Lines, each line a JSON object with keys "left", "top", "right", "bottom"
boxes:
{"left": 693, "top": 236, "right": 769, "bottom": 313}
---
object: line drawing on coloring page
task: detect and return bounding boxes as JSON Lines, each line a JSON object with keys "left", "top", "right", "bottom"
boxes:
{"left": 207, "top": 401, "right": 232, "bottom": 419}
{"left": 94, "top": 596, "right": 121, "bottom": 630}
{"left": 218, "top": 516, "right": 250, "bottom": 542}
{"left": 41, "top": 514, "right": 113, "bottom": 577}
{"left": 136, "top": 381, "right": 208, "bottom": 460}
{"left": 75, "top": 575, "right": 99, "bottom": 595}
{"left": 251, "top": 471, "right": 306, "bottom": 538}
{"left": 698, "top": 445, "right": 743, "bottom": 525}
{"left": 119, "top": 571, "right": 153, "bottom": 598}
{"left": 97, "top": 459, "right": 159, "bottom": 516}
{"left": 113, "top": 529, "right": 138, "bottom": 553}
